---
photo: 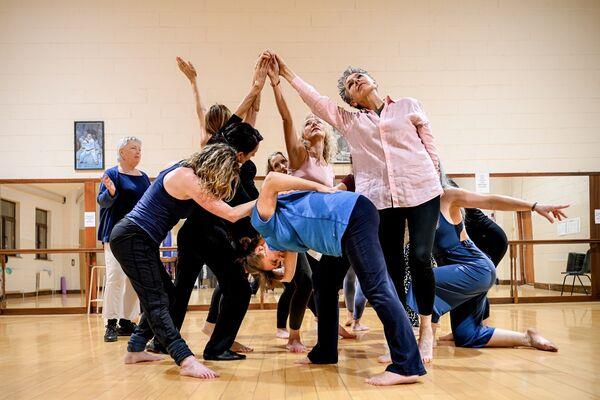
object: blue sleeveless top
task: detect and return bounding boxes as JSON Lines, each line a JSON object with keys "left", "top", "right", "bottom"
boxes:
{"left": 251, "top": 190, "right": 360, "bottom": 256}
{"left": 434, "top": 212, "right": 465, "bottom": 253}
{"left": 125, "top": 163, "right": 196, "bottom": 244}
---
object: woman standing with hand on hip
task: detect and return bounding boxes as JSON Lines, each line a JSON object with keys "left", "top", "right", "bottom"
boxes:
{"left": 274, "top": 52, "right": 442, "bottom": 363}
{"left": 97, "top": 137, "right": 150, "bottom": 342}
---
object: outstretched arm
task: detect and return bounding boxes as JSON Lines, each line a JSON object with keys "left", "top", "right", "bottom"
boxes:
{"left": 267, "top": 55, "right": 306, "bottom": 170}
{"left": 275, "top": 53, "right": 356, "bottom": 135}
{"left": 445, "top": 187, "right": 569, "bottom": 223}
{"left": 177, "top": 57, "right": 209, "bottom": 147}
{"left": 256, "top": 172, "right": 336, "bottom": 221}
{"left": 233, "top": 54, "right": 269, "bottom": 120}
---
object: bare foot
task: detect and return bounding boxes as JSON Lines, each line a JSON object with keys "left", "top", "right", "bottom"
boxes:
{"left": 365, "top": 371, "right": 419, "bottom": 386}
{"left": 124, "top": 351, "right": 163, "bottom": 364}
{"left": 180, "top": 356, "right": 219, "bottom": 379}
{"left": 231, "top": 341, "right": 254, "bottom": 353}
{"left": 202, "top": 322, "right": 215, "bottom": 337}
{"left": 294, "top": 356, "right": 313, "bottom": 365}
{"left": 353, "top": 321, "right": 370, "bottom": 331}
{"left": 286, "top": 339, "right": 307, "bottom": 353}
{"left": 338, "top": 324, "right": 357, "bottom": 339}
{"left": 438, "top": 332, "right": 454, "bottom": 341}
{"left": 526, "top": 329, "right": 558, "bottom": 352}
{"left": 377, "top": 353, "right": 391, "bottom": 364}
{"left": 418, "top": 326, "right": 434, "bottom": 363}
{"left": 276, "top": 328, "right": 290, "bottom": 339}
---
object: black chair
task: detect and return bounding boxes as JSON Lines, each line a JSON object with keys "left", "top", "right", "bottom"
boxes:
{"left": 560, "top": 251, "right": 592, "bottom": 295}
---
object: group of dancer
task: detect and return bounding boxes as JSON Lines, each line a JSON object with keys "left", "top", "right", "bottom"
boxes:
{"left": 97, "top": 50, "right": 566, "bottom": 385}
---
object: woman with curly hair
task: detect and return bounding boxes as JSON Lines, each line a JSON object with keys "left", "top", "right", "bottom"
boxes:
{"left": 109, "top": 143, "right": 256, "bottom": 380}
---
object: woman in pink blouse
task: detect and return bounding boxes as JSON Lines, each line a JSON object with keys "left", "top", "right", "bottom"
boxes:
{"left": 274, "top": 53, "right": 442, "bottom": 364}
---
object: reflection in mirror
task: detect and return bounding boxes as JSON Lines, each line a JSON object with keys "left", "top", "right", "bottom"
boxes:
{"left": 1, "top": 183, "right": 87, "bottom": 308}
{"left": 451, "top": 176, "right": 591, "bottom": 299}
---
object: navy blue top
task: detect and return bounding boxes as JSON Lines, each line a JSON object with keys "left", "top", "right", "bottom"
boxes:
{"left": 434, "top": 212, "right": 465, "bottom": 254}
{"left": 126, "top": 163, "right": 196, "bottom": 244}
{"left": 97, "top": 166, "right": 151, "bottom": 243}
{"left": 251, "top": 191, "right": 359, "bottom": 256}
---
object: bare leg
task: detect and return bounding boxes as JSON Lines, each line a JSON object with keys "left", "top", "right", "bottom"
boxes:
{"left": 202, "top": 321, "right": 215, "bottom": 336}
{"left": 438, "top": 332, "right": 454, "bottom": 341}
{"left": 276, "top": 328, "right": 290, "bottom": 339}
{"left": 286, "top": 329, "right": 307, "bottom": 353}
{"left": 345, "top": 310, "right": 353, "bottom": 327}
{"left": 124, "top": 351, "right": 163, "bottom": 364}
{"left": 180, "top": 355, "right": 219, "bottom": 379}
{"left": 418, "top": 314, "right": 434, "bottom": 363}
{"left": 365, "top": 371, "right": 419, "bottom": 386}
{"left": 486, "top": 328, "right": 558, "bottom": 351}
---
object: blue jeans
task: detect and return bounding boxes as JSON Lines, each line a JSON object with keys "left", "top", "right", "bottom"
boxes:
{"left": 407, "top": 240, "right": 496, "bottom": 348}
{"left": 309, "top": 196, "right": 426, "bottom": 377}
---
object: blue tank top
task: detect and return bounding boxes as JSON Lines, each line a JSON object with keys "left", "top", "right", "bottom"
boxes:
{"left": 126, "top": 163, "right": 196, "bottom": 244}
{"left": 251, "top": 191, "right": 360, "bottom": 256}
{"left": 434, "top": 212, "right": 465, "bottom": 253}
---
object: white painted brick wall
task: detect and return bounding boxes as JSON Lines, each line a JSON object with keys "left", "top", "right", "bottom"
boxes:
{"left": 0, "top": 0, "right": 598, "bottom": 178}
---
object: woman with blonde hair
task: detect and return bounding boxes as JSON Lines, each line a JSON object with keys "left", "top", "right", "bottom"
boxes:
{"left": 97, "top": 136, "right": 150, "bottom": 342}
{"left": 109, "top": 143, "right": 256, "bottom": 380}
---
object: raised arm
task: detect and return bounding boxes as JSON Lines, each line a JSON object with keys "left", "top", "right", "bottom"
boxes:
{"left": 176, "top": 57, "right": 209, "bottom": 147}
{"left": 445, "top": 187, "right": 569, "bottom": 223}
{"left": 233, "top": 54, "right": 269, "bottom": 120}
{"left": 275, "top": 53, "right": 356, "bottom": 135}
{"left": 243, "top": 93, "right": 260, "bottom": 127}
{"left": 256, "top": 172, "right": 336, "bottom": 221}
{"left": 267, "top": 56, "right": 306, "bottom": 169}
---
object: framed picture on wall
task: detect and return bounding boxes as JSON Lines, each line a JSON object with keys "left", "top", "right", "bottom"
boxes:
{"left": 332, "top": 128, "right": 351, "bottom": 164}
{"left": 74, "top": 121, "right": 104, "bottom": 170}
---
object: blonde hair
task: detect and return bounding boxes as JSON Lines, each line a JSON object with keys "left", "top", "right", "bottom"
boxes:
{"left": 302, "top": 114, "right": 338, "bottom": 163}
{"left": 116, "top": 136, "right": 141, "bottom": 162}
{"left": 181, "top": 143, "right": 240, "bottom": 201}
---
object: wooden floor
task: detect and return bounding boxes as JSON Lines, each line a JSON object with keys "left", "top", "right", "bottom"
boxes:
{"left": 1, "top": 302, "right": 599, "bottom": 399}
{"left": 3, "top": 283, "right": 588, "bottom": 309}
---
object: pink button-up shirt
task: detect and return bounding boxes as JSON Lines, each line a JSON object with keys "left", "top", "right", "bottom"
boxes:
{"left": 291, "top": 76, "right": 442, "bottom": 210}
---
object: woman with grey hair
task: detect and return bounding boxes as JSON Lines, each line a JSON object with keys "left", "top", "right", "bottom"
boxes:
{"left": 97, "top": 136, "right": 150, "bottom": 342}
{"left": 273, "top": 52, "right": 443, "bottom": 364}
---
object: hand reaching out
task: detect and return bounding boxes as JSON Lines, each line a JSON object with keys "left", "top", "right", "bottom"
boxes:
{"left": 176, "top": 57, "right": 197, "bottom": 83}
{"left": 534, "top": 204, "right": 569, "bottom": 223}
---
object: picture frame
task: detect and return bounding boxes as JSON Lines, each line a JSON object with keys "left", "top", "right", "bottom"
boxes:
{"left": 74, "top": 121, "right": 104, "bottom": 170}
{"left": 332, "top": 128, "right": 351, "bottom": 164}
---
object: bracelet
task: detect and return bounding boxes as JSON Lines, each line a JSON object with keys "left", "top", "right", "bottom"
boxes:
{"left": 270, "top": 80, "right": 280, "bottom": 87}
{"left": 531, "top": 202, "right": 538, "bottom": 211}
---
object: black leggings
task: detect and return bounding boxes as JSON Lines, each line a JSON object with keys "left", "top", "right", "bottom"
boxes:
{"left": 378, "top": 196, "right": 440, "bottom": 316}
{"left": 276, "top": 253, "right": 316, "bottom": 330}
{"left": 109, "top": 219, "right": 193, "bottom": 365}
{"left": 172, "top": 220, "right": 251, "bottom": 356}
{"left": 206, "top": 284, "right": 222, "bottom": 324}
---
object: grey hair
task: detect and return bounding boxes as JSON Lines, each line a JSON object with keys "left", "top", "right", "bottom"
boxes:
{"left": 117, "top": 136, "right": 142, "bottom": 162}
{"left": 337, "top": 66, "right": 376, "bottom": 109}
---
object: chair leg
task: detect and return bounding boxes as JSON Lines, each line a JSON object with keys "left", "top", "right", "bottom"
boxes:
{"left": 571, "top": 275, "right": 577, "bottom": 295}
{"left": 561, "top": 274, "right": 568, "bottom": 296}
{"left": 87, "top": 267, "right": 96, "bottom": 314}
{"left": 576, "top": 275, "right": 588, "bottom": 295}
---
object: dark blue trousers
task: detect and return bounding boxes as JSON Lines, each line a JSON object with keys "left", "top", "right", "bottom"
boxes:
{"left": 309, "top": 196, "right": 426, "bottom": 377}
